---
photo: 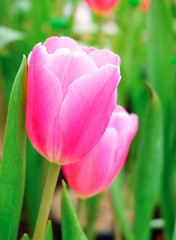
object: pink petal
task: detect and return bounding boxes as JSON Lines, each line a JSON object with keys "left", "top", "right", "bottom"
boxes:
{"left": 85, "top": 0, "right": 119, "bottom": 14}
{"left": 61, "top": 52, "right": 97, "bottom": 96}
{"left": 45, "top": 48, "right": 72, "bottom": 88}
{"left": 109, "top": 106, "right": 138, "bottom": 141}
{"left": 26, "top": 64, "right": 63, "bottom": 161}
{"left": 85, "top": 128, "right": 118, "bottom": 196}
{"left": 44, "top": 36, "right": 82, "bottom": 54}
{"left": 62, "top": 128, "right": 118, "bottom": 198}
{"left": 63, "top": 105, "right": 138, "bottom": 197}
{"left": 82, "top": 46, "right": 97, "bottom": 54}
{"left": 107, "top": 106, "right": 138, "bottom": 179}
{"left": 89, "top": 49, "right": 121, "bottom": 68}
{"left": 27, "top": 51, "right": 32, "bottom": 65}
{"left": 46, "top": 50, "right": 97, "bottom": 97}
{"left": 139, "top": 0, "right": 151, "bottom": 11}
{"left": 28, "top": 43, "right": 48, "bottom": 72}
{"left": 94, "top": 109, "right": 138, "bottom": 191}
{"left": 59, "top": 64, "right": 121, "bottom": 163}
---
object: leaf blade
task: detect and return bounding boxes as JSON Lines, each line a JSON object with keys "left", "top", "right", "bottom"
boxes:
{"left": 44, "top": 220, "right": 53, "bottom": 240}
{"left": 0, "top": 56, "right": 27, "bottom": 240}
{"left": 109, "top": 173, "right": 134, "bottom": 240}
{"left": 21, "top": 234, "right": 30, "bottom": 240}
{"left": 147, "top": 0, "right": 175, "bottom": 238}
{"left": 135, "top": 85, "right": 164, "bottom": 240}
{"left": 61, "top": 181, "right": 88, "bottom": 240}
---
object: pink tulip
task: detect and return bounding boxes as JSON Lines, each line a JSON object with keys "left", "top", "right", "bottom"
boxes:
{"left": 62, "top": 106, "right": 138, "bottom": 198}
{"left": 26, "top": 36, "right": 121, "bottom": 164}
{"left": 84, "top": 0, "right": 120, "bottom": 14}
{"left": 139, "top": 0, "right": 151, "bottom": 11}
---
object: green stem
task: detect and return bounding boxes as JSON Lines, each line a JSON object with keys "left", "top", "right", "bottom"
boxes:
{"left": 98, "top": 15, "right": 104, "bottom": 48}
{"left": 32, "top": 162, "right": 61, "bottom": 240}
{"left": 172, "top": 217, "right": 176, "bottom": 240}
{"left": 76, "top": 198, "right": 85, "bottom": 220}
{"left": 85, "top": 195, "right": 100, "bottom": 240}
{"left": 109, "top": 173, "right": 134, "bottom": 240}
{"left": 122, "top": 9, "right": 143, "bottom": 82}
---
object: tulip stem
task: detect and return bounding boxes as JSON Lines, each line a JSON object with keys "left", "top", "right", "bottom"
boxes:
{"left": 172, "top": 217, "right": 176, "bottom": 240}
{"left": 32, "top": 162, "right": 61, "bottom": 240}
{"left": 98, "top": 15, "right": 104, "bottom": 48}
{"left": 109, "top": 174, "right": 134, "bottom": 240}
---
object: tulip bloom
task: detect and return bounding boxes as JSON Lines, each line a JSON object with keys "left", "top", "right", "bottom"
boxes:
{"left": 26, "top": 36, "right": 121, "bottom": 164}
{"left": 84, "top": 0, "right": 120, "bottom": 14}
{"left": 62, "top": 106, "right": 138, "bottom": 198}
{"left": 139, "top": 0, "right": 151, "bottom": 11}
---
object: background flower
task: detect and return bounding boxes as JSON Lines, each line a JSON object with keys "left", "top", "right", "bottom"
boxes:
{"left": 62, "top": 105, "right": 138, "bottom": 198}
{"left": 139, "top": 0, "right": 151, "bottom": 11}
{"left": 84, "top": 0, "right": 120, "bottom": 14}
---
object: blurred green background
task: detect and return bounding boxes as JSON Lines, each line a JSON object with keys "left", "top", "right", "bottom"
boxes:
{"left": 0, "top": 0, "right": 175, "bottom": 239}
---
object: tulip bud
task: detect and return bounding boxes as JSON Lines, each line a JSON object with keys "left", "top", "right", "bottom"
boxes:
{"left": 139, "top": 0, "right": 151, "bottom": 11}
{"left": 62, "top": 106, "right": 138, "bottom": 198}
{"left": 84, "top": 0, "right": 120, "bottom": 15}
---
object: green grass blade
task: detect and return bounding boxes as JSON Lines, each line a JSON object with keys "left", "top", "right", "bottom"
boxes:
{"left": 61, "top": 181, "right": 88, "bottom": 240}
{"left": 30, "top": 0, "right": 52, "bottom": 43}
{"left": 147, "top": 0, "right": 174, "bottom": 106}
{"left": 127, "top": 0, "right": 139, "bottom": 7}
{"left": 147, "top": 0, "right": 175, "bottom": 238}
{"left": 109, "top": 173, "right": 134, "bottom": 240}
{"left": 44, "top": 220, "right": 53, "bottom": 240}
{"left": 163, "top": 101, "right": 176, "bottom": 239}
{"left": 0, "top": 0, "right": 9, "bottom": 24}
{"left": 135, "top": 84, "right": 164, "bottom": 240}
{"left": 0, "top": 56, "right": 27, "bottom": 240}
{"left": 21, "top": 234, "right": 30, "bottom": 240}
{"left": 85, "top": 194, "right": 100, "bottom": 240}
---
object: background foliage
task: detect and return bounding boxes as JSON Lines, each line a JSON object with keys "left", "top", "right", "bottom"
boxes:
{"left": 0, "top": 0, "right": 175, "bottom": 239}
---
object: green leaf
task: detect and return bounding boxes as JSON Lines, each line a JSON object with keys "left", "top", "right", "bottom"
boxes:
{"left": 109, "top": 173, "right": 134, "bottom": 240}
{"left": 147, "top": 0, "right": 174, "bottom": 106}
{"left": 172, "top": 218, "right": 176, "bottom": 240}
{"left": 21, "top": 234, "right": 30, "bottom": 240}
{"left": 127, "top": 0, "right": 139, "bottom": 7}
{"left": 50, "top": 16, "right": 69, "bottom": 30}
{"left": 119, "top": 8, "right": 145, "bottom": 106}
{"left": 44, "top": 220, "right": 53, "bottom": 240}
{"left": 134, "top": 84, "right": 164, "bottom": 240}
{"left": 0, "top": 56, "right": 27, "bottom": 240}
{"left": 0, "top": 26, "right": 24, "bottom": 50}
{"left": 164, "top": 101, "right": 176, "bottom": 240}
{"left": 170, "top": 57, "right": 176, "bottom": 64}
{"left": 0, "top": 0, "right": 9, "bottom": 24}
{"left": 85, "top": 195, "right": 100, "bottom": 240}
{"left": 31, "top": 0, "right": 52, "bottom": 42}
{"left": 147, "top": 0, "right": 175, "bottom": 238}
{"left": 61, "top": 181, "right": 88, "bottom": 240}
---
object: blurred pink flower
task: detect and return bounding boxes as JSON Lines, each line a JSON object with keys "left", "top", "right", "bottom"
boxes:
{"left": 84, "top": 0, "right": 120, "bottom": 14}
{"left": 139, "top": 0, "right": 151, "bottom": 11}
{"left": 62, "top": 106, "right": 138, "bottom": 198}
{"left": 26, "top": 36, "right": 121, "bottom": 164}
